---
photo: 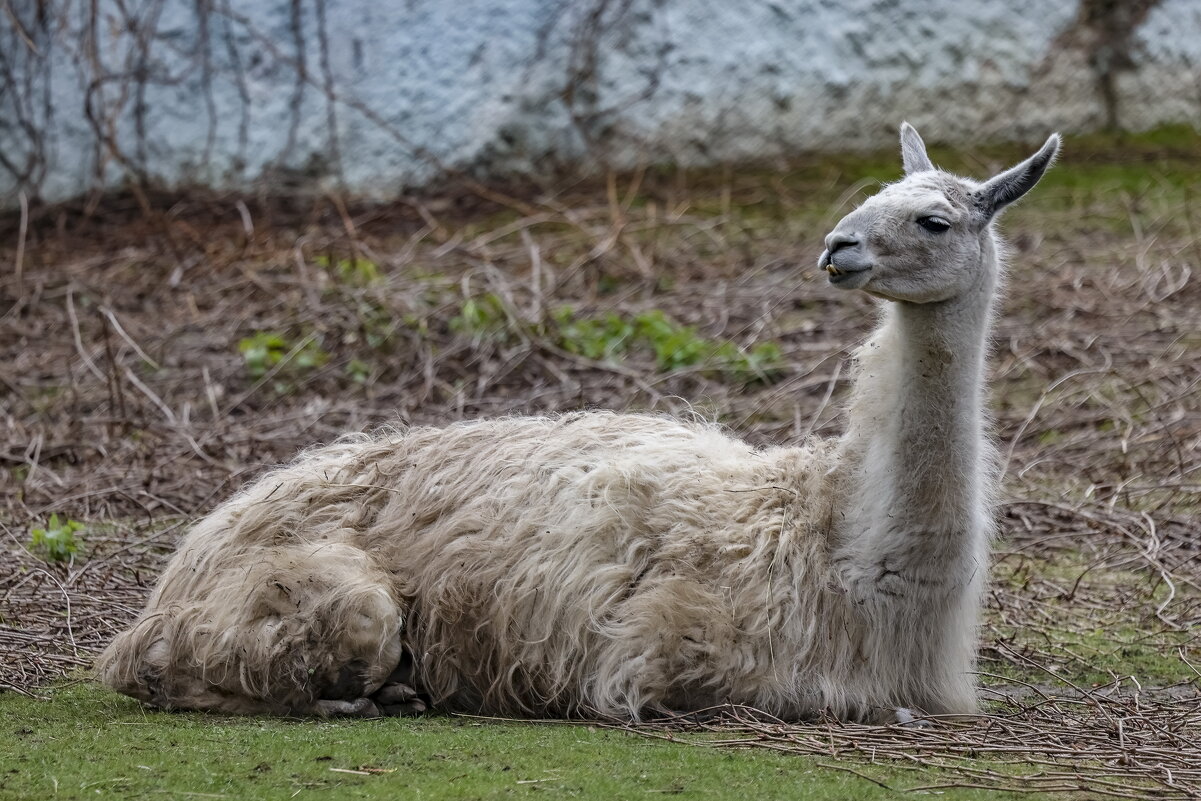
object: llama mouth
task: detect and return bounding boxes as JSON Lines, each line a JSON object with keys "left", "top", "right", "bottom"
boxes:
{"left": 819, "top": 249, "right": 872, "bottom": 287}
{"left": 826, "top": 263, "right": 872, "bottom": 287}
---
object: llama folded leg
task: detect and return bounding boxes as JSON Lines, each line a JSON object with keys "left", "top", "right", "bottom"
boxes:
{"left": 366, "top": 648, "right": 427, "bottom": 716}
{"left": 316, "top": 698, "right": 380, "bottom": 717}
{"left": 314, "top": 692, "right": 423, "bottom": 718}
{"left": 98, "top": 542, "right": 404, "bottom": 715}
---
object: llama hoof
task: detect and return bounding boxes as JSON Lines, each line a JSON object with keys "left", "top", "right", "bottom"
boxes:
{"left": 893, "top": 707, "right": 933, "bottom": 728}
{"left": 316, "top": 697, "right": 381, "bottom": 718}
{"left": 650, "top": 708, "right": 720, "bottom": 724}
{"left": 380, "top": 698, "right": 427, "bottom": 717}
{"left": 370, "top": 678, "right": 427, "bottom": 715}
{"left": 372, "top": 681, "right": 419, "bottom": 705}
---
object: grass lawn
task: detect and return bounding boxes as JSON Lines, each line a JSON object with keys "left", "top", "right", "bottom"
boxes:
{"left": 0, "top": 683, "right": 1059, "bottom": 801}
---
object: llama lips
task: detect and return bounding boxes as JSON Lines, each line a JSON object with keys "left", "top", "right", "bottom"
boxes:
{"left": 819, "top": 249, "right": 870, "bottom": 285}
{"left": 826, "top": 262, "right": 871, "bottom": 286}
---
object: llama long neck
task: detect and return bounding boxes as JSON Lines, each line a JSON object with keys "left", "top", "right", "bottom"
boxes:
{"left": 875, "top": 292, "right": 991, "bottom": 519}
{"left": 830, "top": 245, "right": 999, "bottom": 603}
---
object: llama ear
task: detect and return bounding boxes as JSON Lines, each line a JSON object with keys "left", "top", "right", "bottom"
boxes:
{"left": 900, "top": 122, "right": 934, "bottom": 175}
{"left": 975, "top": 134, "right": 1061, "bottom": 220}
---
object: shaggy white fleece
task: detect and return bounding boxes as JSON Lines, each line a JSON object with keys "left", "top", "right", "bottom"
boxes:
{"left": 99, "top": 124, "right": 1059, "bottom": 722}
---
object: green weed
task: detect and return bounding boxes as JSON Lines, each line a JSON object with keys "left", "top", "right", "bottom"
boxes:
{"left": 553, "top": 308, "right": 636, "bottom": 361}
{"left": 317, "top": 254, "right": 382, "bottom": 286}
{"left": 337, "top": 300, "right": 401, "bottom": 350}
{"left": 29, "top": 514, "right": 84, "bottom": 563}
{"left": 238, "top": 331, "right": 329, "bottom": 386}
{"left": 346, "top": 358, "right": 373, "bottom": 384}
{"left": 554, "top": 307, "right": 784, "bottom": 383}
{"left": 450, "top": 293, "right": 511, "bottom": 341}
{"left": 448, "top": 295, "right": 782, "bottom": 382}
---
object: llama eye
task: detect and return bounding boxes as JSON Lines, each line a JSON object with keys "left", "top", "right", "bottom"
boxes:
{"left": 916, "top": 216, "right": 951, "bottom": 233}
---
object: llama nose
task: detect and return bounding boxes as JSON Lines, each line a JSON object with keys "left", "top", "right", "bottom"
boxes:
{"left": 825, "top": 231, "right": 860, "bottom": 253}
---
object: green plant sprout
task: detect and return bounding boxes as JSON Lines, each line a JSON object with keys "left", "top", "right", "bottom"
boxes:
{"left": 238, "top": 331, "right": 329, "bottom": 381}
{"left": 316, "top": 254, "right": 382, "bottom": 286}
{"left": 29, "top": 514, "right": 84, "bottom": 563}
{"left": 553, "top": 307, "right": 784, "bottom": 382}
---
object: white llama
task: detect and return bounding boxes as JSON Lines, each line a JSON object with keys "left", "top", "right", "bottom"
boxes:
{"left": 98, "top": 124, "right": 1060, "bottom": 722}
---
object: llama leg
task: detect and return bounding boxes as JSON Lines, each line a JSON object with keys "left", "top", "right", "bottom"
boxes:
{"left": 273, "top": 547, "right": 408, "bottom": 714}
{"left": 99, "top": 542, "right": 406, "bottom": 716}
{"left": 316, "top": 667, "right": 427, "bottom": 718}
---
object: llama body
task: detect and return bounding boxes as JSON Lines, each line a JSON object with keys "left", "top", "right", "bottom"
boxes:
{"left": 99, "top": 125, "right": 1059, "bottom": 721}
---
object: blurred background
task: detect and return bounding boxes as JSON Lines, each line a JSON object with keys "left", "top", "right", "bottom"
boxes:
{"left": 1, "top": 0, "right": 1198, "bottom": 203}
{"left": 1, "top": 4, "right": 1200, "bottom": 792}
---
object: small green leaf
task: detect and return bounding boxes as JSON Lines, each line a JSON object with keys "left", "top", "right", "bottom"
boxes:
{"left": 237, "top": 331, "right": 328, "bottom": 387}
{"left": 29, "top": 515, "right": 84, "bottom": 563}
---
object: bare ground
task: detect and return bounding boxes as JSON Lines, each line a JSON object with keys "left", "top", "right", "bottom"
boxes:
{"left": 1, "top": 136, "right": 1199, "bottom": 797}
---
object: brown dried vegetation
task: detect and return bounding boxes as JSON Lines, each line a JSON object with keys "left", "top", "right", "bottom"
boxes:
{"left": 1, "top": 134, "right": 1198, "bottom": 797}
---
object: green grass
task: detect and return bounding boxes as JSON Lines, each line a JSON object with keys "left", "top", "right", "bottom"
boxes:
{"left": 447, "top": 295, "right": 783, "bottom": 383}
{"left": 0, "top": 683, "right": 1063, "bottom": 801}
{"left": 665, "top": 124, "right": 1201, "bottom": 230}
{"left": 982, "top": 551, "right": 1198, "bottom": 689}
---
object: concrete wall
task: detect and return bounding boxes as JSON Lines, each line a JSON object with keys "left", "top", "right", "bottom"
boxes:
{"left": 1, "top": 0, "right": 1198, "bottom": 206}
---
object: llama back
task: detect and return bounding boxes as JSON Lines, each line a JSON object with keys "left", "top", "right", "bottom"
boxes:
{"left": 351, "top": 413, "right": 842, "bottom": 717}
{"left": 102, "top": 411, "right": 846, "bottom": 718}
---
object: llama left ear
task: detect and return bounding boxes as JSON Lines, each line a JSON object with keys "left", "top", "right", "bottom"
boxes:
{"left": 900, "top": 122, "right": 934, "bottom": 175}
{"left": 975, "top": 134, "right": 1061, "bottom": 220}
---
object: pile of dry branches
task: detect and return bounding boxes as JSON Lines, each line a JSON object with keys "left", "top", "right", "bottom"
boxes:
{"left": 613, "top": 686, "right": 1200, "bottom": 799}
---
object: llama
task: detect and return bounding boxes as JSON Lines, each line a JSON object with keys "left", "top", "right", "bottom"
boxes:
{"left": 98, "top": 124, "right": 1060, "bottom": 723}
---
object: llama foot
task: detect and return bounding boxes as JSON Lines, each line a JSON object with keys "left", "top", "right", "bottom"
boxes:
{"left": 380, "top": 698, "right": 428, "bottom": 716}
{"left": 644, "top": 708, "right": 713, "bottom": 724}
{"left": 314, "top": 691, "right": 425, "bottom": 718}
{"left": 893, "top": 707, "right": 933, "bottom": 728}
{"left": 366, "top": 647, "right": 427, "bottom": 716}
{"left": 371, "top": 681, "right": 427, "bottom": 716}
{"left": 316, "top": 697, "right": 381, "bottom": 718}
{"left": 373, "top": 681, "right": 418, "bottom": 705}
{"left": 643, "top": 702, "right": 786, "bottom": 725}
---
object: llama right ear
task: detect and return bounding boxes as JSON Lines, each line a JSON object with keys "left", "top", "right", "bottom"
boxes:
{"left": 975, "top": 134, "right": 1061, "bottom": 220}
{"left": 900, "top": 122, "right": 934, "bottom": 175}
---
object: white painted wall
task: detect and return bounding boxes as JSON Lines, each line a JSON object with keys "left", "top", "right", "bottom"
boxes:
{"left": 1, "top": 0, "right": 1197, "bottom": 206}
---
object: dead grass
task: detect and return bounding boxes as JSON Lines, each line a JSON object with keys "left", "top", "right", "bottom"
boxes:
{"left": 1, "top": 132, "right": 1199, "bottom": 798}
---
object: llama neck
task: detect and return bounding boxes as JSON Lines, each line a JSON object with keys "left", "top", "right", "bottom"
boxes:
{"left": 830, "top": 261, "right": 997, "bottom": 597}
{"left": 879, "top": 292, "right": 991, "bottom": 515}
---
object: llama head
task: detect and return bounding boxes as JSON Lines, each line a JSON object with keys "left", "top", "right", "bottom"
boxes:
{"left": 819, "top": 123, "right": 1060, "bottom": 303}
